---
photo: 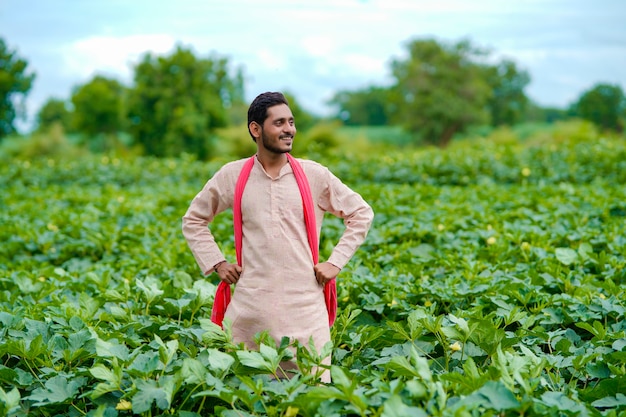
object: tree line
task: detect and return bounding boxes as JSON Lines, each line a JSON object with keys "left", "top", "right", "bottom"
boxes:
{"left": 1, "top": 36, "right": 625, "bottom": 158}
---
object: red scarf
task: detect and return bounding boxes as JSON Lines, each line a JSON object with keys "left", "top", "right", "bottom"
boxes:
{"left": 210, "top": 154, "right": 337, "bottom": 327}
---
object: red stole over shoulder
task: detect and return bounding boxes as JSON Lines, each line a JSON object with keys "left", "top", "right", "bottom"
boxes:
{"left": 210, "top": 154, "right": 337, "bottom": 327}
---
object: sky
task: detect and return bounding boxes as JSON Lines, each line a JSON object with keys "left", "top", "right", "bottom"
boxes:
{"left": 1, "top": 0, "right": 625, "bottom": 131}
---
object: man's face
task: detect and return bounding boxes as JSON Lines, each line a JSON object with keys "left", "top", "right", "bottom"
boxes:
{"left": 258, "top": 104, "right": 296, "bottom": 154}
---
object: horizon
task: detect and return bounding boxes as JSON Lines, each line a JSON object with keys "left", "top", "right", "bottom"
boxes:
{"left": 1, "top": 0, "right": 625, "bottom": 131}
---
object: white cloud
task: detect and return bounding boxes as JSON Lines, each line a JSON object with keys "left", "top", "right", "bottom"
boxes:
{"left": 301, "top": 36, "right": 337, "bottom": 58}
{"left": 61, "top": 34, "right": 177, "bottom": 81}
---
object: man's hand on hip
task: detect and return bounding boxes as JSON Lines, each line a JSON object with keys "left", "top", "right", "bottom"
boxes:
{"left": 314, "top": 262, "right": 340, "bottom": 285}
{"left": 216, "top": 262, "right": 242, "bottom": 284}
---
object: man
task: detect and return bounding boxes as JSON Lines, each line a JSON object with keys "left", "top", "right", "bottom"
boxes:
{"left": 182, "top": 92, "right": 373, "bottom": 382}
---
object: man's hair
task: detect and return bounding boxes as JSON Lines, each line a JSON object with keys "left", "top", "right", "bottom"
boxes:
{"left": 247, "top": 92, "right": 290, "bottom": 141}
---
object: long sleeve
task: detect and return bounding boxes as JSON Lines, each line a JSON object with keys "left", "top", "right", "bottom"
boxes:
{"left": 182, "top": 163, "right": 238, "bottom": 275}
{"left": 317, "top": 166, "right": 374, "bottom": 269}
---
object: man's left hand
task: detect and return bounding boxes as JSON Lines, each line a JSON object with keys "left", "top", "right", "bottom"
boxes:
{"left": 314, "top": 262, "right": 340, "bottom": 285}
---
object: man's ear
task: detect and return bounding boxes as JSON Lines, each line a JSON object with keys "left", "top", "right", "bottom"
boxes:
{"left": 249, "top": 121, "right": 261, "bottom": 140}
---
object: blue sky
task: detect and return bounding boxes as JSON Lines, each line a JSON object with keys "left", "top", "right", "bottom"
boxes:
{"left": 1, "top": 0, "right": 625, "bottom": 130}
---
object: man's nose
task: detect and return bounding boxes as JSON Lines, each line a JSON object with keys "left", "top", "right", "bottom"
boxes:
{"left": 284, "top": 124, "right": 296, "bottom": 135}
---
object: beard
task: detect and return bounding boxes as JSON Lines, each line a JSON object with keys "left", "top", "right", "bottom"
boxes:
{"left": 261, "top": 130, "right": 293, "bottom": 154}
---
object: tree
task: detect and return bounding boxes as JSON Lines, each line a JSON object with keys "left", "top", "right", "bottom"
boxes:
{"left": 573, "top": 83, "right": 625, "bottom": 132}
{"left": 524, "top": 102, "right": 570, "bottom": 123}
{"left": 0, "top": 38, "right": 35, "bottom": 139}
{"left": 330, "top": 86, "right": 393, "bottom": 126}
{"left": 127, "top": 45, "right": 245, "bottom": 159}
{"left": 389, "top": 38, "right": 492, "bottom": 147}
{"left": 484, "top": 59, "right": 530, "bottom": 126}
{"left": 36, "top": 98, "right": 72, "bottom": 132}
{"left": 71, "top": 75, "right": 126, "bottom": 136}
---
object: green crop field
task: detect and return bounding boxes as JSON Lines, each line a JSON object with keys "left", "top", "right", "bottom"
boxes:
{"left": 1, "top": 127, "right": 626, "bottom": 416}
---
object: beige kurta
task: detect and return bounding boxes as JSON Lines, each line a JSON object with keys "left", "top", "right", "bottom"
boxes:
{"left": 182, "top": 156, "right": 373, "bottom": 380}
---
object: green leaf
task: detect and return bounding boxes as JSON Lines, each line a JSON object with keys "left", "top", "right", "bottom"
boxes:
{"left": 540, "top": 391, "right": 581, "bottom": 411}
{"left": 136, "top": 277, "right": 164, "bottom": 302}
{"left": 448, "top": 314, "right": 470, "bottom": 337}
{"left": 96, "top": 337, "right": 130, "bottom": 361}
{"left": 131, "top": 377, "right": 175, "bottom": 414}
{"left": 207, "top": 348, "right": 235, "bottom": 374}
{"left": 180, "top": 358, "right": 207, "bottom": 385}
{"left": 387, "top": 356, "right": 419, "bottom": 378}
{"left": 26, "top": 375, "right": 87, "bottom": 406}
{"left": 128, "top": 351, "right": 161, "bottom": 375}
{"left": 236, "top": 350, "right": 273, "bottom": 372}
{"left": 68, "top": 329, "right": 95, "bottom": 352}
{"left": 477, "top": 381, "right": 520, "bottom": 410}
{"left": 592, "top": 394, "right": 626, "bottom": 408}
{"left": 330, "top": 366, "right": 354, "bottom": 391}
{"left": 0, "top": 386, "right": 20, "bottom": 415}
{"left": 259, "top": 343, "right": 280, "bottom": 368}
{"left": 555, "top": 247, "right": 578, "bottom": 265}
{"left": 580, "top": 375, "right": 626, "bottom": 401}
{"left": 382, "top": 394, "right": 428, "bottom": 417}
{"left": 187, "top": 279, "right": 216, "bottom": 306}
{"left": 89, "top": 364, "right": 118, "bottom": 384}
{"left": 0, "top": 365, "right": 18, "bottom": 385}
{"left": 578, "top": 242, "right": 594, "bottom": 260}
{"left": 612, "top": 339, "right": 626, "bottom": 351}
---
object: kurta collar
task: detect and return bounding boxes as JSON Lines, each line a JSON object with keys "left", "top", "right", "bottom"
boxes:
{"left": 253, "top": 154, "right": 294, "bottom": 180}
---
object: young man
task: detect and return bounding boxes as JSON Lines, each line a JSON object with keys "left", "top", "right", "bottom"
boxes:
{"left": 182, "top": 92, "right": 373, "bottom": 382}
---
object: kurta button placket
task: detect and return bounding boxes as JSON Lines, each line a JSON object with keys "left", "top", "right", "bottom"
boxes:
{"left": 270, "top": 179, "right": 280, "bottom": 238}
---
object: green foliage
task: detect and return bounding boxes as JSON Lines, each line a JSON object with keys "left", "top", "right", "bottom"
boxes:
{"left": 331, "top": 86, "right": 393, "bottom": 126}
{"left": 213, "top": 124, "right": 258, "bottom": 160}
{"left": 36, "top": 98, "right": 72, "bottom": 132}
{"left": 390, "top": 38, "right": 493, "bottom": 146}
{"left": 283, "top": 91, "right": 317, "bottom": 132}
{"left": 573, "top": 83, "right": 626, "bottom": 132}
{"left": 334, "top": 38, "right": 532, "bottom": 147}
{"left": 71, "top": 75, "right": 126, "bottom": 136}
{"left": 524, "top": 102, "right": 571, "bottom": 124}
{"left": 0, "top": 37, "right": 35, "bottom": 139}
{"left": 292, "top": 121, "right": 343, "bottom": 159}
{"left": 0, "top": 123, "right": 84, "bottom": 161}
{"left": 127, "top": 45, "right": 244, "bottom": 159}
{"left": 2, "top": 128, "right": 626, "bottom": 416}
{"left": 485, "top": 59, "right": 530, "bottom": 126}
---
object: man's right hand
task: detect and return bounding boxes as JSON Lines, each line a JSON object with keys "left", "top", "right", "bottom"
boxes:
{"left": 215, "top": 262, "right": 242, "bottom": 284}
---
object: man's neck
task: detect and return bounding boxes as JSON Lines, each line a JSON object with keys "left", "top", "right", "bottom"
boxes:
{"left": 256, "top": 152, "right": 288, "bottom": 178}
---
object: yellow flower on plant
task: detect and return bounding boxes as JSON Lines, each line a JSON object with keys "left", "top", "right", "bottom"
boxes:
{"left": 522, "top": 167, "right": 531, "bottom": 177}
{"left": 437, "top": 224, "right": 445, "bottom": 231}
{"left": 599, "top": 293, "right": 606, "bottom": 300}
{"left": 521, "top": 242, "right": 531, "bottom": 251}
{"left": 116, "top": 399, "right": 132, "bottom": 411}
{"left": 285, "top": 407, "right": 300, "bottom": 417}
{"left": 424, "top": 300, "right": 432, "bottom": 307}
{"left": 450, "top": 341, "right": 462, "bottom": 352}
{"left": 487, "top": 236, "right": 497, "bottom": 245}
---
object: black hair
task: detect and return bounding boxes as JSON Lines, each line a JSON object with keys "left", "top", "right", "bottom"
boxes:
{"left": 247, "top": 92, "right": 290, "bottom": 141}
